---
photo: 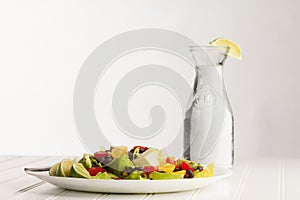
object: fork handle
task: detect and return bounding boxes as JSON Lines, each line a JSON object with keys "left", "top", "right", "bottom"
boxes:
{"left": 24, "top": 167, "right": 51, "bottom": 172}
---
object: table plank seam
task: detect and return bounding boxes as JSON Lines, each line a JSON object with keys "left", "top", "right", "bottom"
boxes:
{"left": 0, "top": 156, "right": 21, "bottom": 164}
{"left": 0, "top": 157, "right": 56, "bottom": 185}
{"left": 94, "top": 193, "right": 108, "bottom": 200}
{"left": 45, "top": 189, "right": 107, "bottom": 200}
{"left": 44, "top": 189, "right": 69, "bottom": 200}
{"left": 0, "top": 156, "right": 50, "bottom": 173}
{"left": 0, "top": 173, "right": 25, "bottom": 185}
{"left": 278, "top": 159, "right": 285, "bottom": 200}
{"left": 16, "top": 181, "right": 46, "bottom": 193}
{"left": 189, "top": 187, "right": 203, "bottom": 200}
{"left": 232, "top": 159, "right": 255, "bottom": 200}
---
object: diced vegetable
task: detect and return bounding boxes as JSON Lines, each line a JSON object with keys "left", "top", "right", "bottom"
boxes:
{"left": 144, "top": 166, "right": 158, "bottom": 175}
{"left": 87, "top": 167, "right": 104, "bottom": 176}
{"left": 181, "top": 161, "right": 195, "bottom": 172}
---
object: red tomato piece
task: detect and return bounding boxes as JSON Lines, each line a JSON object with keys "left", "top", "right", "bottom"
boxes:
{"left": 87, "top": 167, "right": 103, "bottom": 176}
{"left": 181, "top": 162, "right": 195, "bottom": 172}
{"left": 94, "top": 151, "right": 108, "bottom": 159}
{"left": 166, "top": 157, "right": 176, "bottom": 164}
{"left": 144, "top": 166, "right": 158, "bottom": 175}
{"left": 133, "top": 146, "right": 148, "bottom": 152}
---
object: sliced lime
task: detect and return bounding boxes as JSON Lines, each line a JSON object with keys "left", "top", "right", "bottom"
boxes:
{"left": 57, "top": 159, "right": 74, "bottom": 177}
{"left": 70, "top": 163, "right": 91, "bottom": 179}
{"left": 49, "top": 162, "right": 60, "bottom": 176}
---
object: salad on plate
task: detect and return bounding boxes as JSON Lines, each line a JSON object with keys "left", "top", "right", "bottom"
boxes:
{"left": 49, "top": 146, "right": 214, "bottom": 180}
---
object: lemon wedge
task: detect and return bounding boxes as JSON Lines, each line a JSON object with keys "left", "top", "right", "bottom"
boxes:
{"left": 209, "top": 38, "right": 242, "bottom": 60}
{"left": 194, "top": 163, "right": 214, "bottom": 178}
{"left": 158, "top": 163, "right": 176, "bottom": 173}
{"left": 172, "top": 170, "right": 186, "bottom": 175}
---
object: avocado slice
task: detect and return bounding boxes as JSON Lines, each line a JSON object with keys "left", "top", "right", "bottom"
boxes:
{"left": 105, "top": 155, "right": 134, "bottom": 177}
{"left": 149, "top": 171, "right": 184, "bottom": 180}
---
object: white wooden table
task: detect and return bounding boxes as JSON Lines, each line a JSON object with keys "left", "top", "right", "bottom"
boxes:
{"left": 1, "top": 156, "right": 299, "bottom": 200}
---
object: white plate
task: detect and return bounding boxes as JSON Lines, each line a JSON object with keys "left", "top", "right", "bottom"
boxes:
{"left": 26, "top": 168, "right": 232, "bottom": 193}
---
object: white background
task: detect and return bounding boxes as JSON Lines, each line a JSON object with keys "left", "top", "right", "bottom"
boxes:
{"left": 0, "top": 0, "right": 299, "bottom": 158}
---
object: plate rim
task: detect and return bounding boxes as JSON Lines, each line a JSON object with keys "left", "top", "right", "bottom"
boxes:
{"left": 26, "top": 167, "right": 232, "bottom": 182}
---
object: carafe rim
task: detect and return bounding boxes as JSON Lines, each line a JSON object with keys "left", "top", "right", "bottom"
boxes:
{"left": 189, "top": 45, "right": 229, "bottom": 52}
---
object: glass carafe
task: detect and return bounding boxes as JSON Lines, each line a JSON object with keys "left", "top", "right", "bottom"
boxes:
{"left": 184, "top": 46, "right": 234, "bottom": 169}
